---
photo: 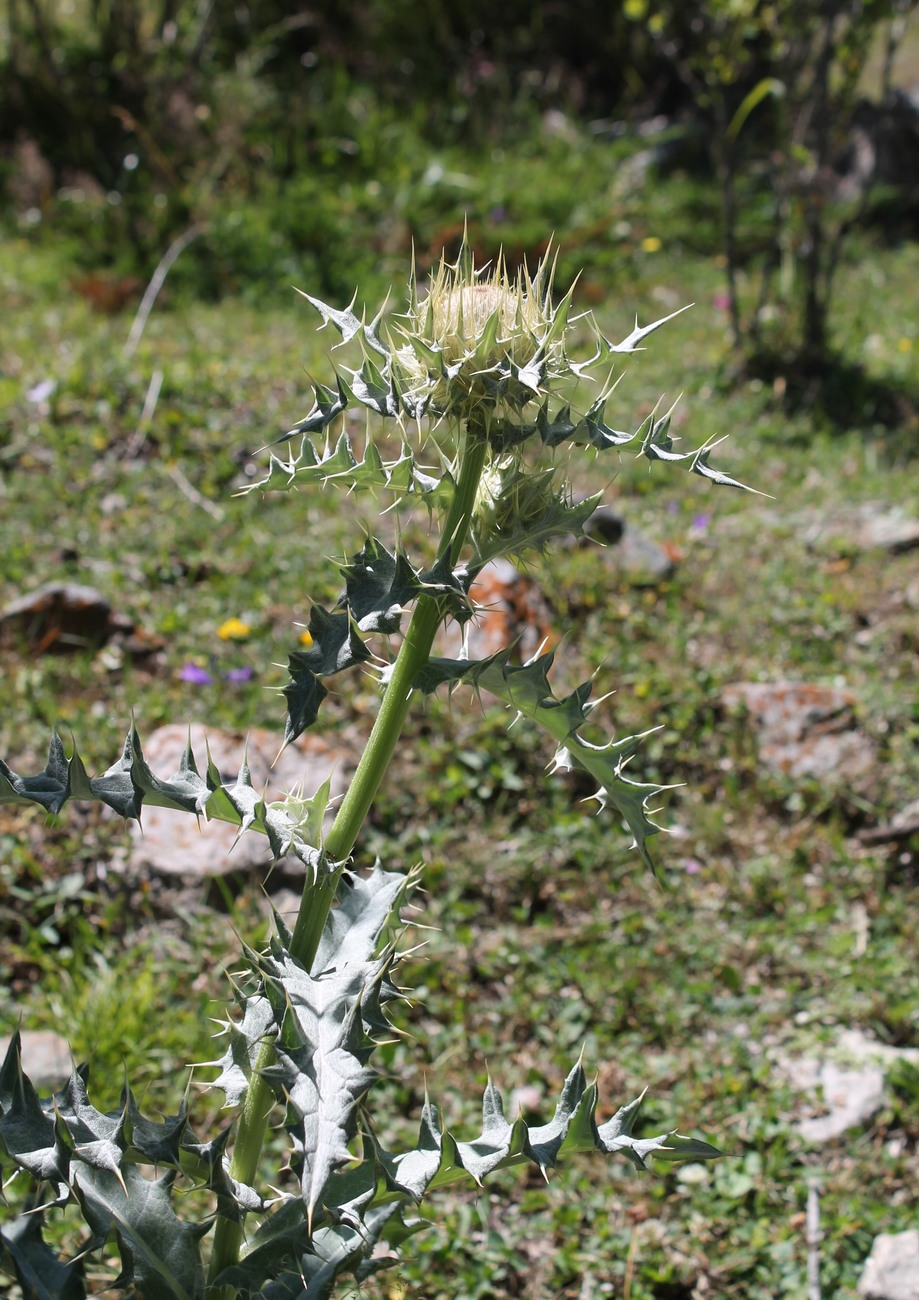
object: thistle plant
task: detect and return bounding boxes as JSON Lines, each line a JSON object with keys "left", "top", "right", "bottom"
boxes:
{"left": 0, "top": 243, "right": 754, "bottom": 1299}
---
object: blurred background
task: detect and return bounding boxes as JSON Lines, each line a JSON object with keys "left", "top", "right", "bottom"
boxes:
{"left": 3, "top": 0, "right": 918, "bottom": 376}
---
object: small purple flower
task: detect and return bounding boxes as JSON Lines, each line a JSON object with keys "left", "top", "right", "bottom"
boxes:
{"left": 26, "top": 378, "right": 56, "bottom": 404}
{"left": 179, "top": 662, "right": 213, "bottom": 684}
{"left": 713, "top": 293, "right": 731, "bottom": 312}
{"left": 223, "top": 666, "right": 254, "bottom": 684}
{"left": 683, "top": 858, "right": 703, "bottom": 876}
{"left": 690, "top": 513, "right": 711, "bottom": 534}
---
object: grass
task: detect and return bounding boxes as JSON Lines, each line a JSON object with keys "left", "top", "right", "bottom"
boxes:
{"left": 1, "top": 176, "right": 918, "bottom": 1298}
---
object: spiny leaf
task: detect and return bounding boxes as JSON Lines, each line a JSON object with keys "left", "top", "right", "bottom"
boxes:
{"left": 0, "top": 731, "right": 339, "bottom": 874}
{"left": 414, "top": 648, "right": 666, "bottom": 871}
{"left": 229, "top": 868, "right": 415, "bottom": 1228}
{"left": 312, "top": 866, "right": 414, "bottom": 975}
{"left": 338, "top": 538, "right": 421, "bottom": 635}
{"left": 284, "top": 378, "right": 349, "bottom": 437}
{"left": 257, "top": 949, "right": 393, "bottom": 1226}
{"left": 639, "top": 407, "right": 759, "bottom": 492}
{"left": 233, "top": 1204, "right": 408, "bottom": 1300}
{"left": 281, "top": 603, "right": 372, "bottom": 744}
{"left": 208, "top": 1197, "right": 306, "bottom": 1295}
{"left": 0, "top": 1033, "right": 71, "bottom": 1199}
{"left": 377, "top": 1061, "right": 720, "bottom": 1201}
{"left": 210, "top": 995, "right": 276, "bottom": 1110}
{"left": 340, "top": 357, "right": 399, "bottom": 418}
{"left": 535, "top": 392, "right": 756, "bottom": 493}
{"left": 472, "top": 468, "right": 602, "bottom": 566}
{"left": 245, "top": 427, "right": 453, "bottom": 509}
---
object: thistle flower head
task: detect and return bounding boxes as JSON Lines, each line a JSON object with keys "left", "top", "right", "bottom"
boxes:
{"left": 391, "top": 244, "right": 571, "bottom": 423}
{"left": 269, "top": 239, "right": 755, "bottom": 506}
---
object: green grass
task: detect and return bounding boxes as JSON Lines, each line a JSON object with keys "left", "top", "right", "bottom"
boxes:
{"left": 1, "top": 192, "right": 918, "bottom": 1298}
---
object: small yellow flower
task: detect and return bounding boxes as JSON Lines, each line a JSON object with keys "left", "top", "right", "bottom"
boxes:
{"left": 298, "top": 628, "right": 314, "bottom": 648}
{"left": 897, "top": 337, "right": 913, "bottom": 353}
{"left": 217, "top": 617, "right": 252, "bottom": 641}
{"left": 641, "top": 236, "right": 662, "bottom": 253}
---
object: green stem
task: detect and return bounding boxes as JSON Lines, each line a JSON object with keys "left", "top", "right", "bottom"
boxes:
{"left": 206, "top": 427, "right": 489, "bottom": 1297}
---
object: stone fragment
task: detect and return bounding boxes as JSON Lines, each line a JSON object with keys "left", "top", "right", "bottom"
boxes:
{"left": 859, "top": 1230, "right": 919, "bottom": 1300}
{"left": 0, "top": 583, "right": 162, "bottom": 659}
{"left": 779, "top": 1028, "right": 919, "bottom": 1146}
{"left": 0, "top": 1030, "right": 72, "bottom": 1091}
{"left": 722, "top": 681, "right": 876, "bottom": 783}
{"left": 124, "top": 724, "right": 354, "bottom": 881}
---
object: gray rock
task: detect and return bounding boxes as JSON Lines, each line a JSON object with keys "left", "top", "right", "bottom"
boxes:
{"left": 0, "top": 1030, "right": 71, "bottom": 1090}
{"left": 722, "top": 681, "right": 876, "bottom": 784}
{"left": 837, "top": 1028, "right": 919, "bottom": 1068}
{"left": 583, "top": 506, "right": 676, "bottom": 582}
{"left": 804, "top": 505, "right": 919, "bottom": 555}
{"left": 124, "top": 725, "right": 354, "bottom": 881}
{"left": 780, "top": 1028, "right": 919, "bottom": 1146}
{"left": 790, "top": 1057, "right": 886, "bottom": 1144}
{"left": 859, "top": 1230, "right": 919, "bottom": 1300}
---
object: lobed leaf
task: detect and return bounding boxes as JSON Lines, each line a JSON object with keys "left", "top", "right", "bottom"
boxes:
{"left": 414, "top": 648, "right": 667, "bottom": 871}
{"left": 245, "top": 425, "right": 453, "bottom": 509}
{"left": 251, "top": 867, "right": 416, "bottom": 1227}
{"left": 71, "top": 1164, "right": 207, "bottom": 1299}
{"left": 0, "top": 730, "right": 336, "bottom": 875}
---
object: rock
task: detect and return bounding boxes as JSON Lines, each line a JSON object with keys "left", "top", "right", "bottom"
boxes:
{"left": 779, "top": 1028, "right": 919, "bottom": 1145}
{"left": 0, "top": 1030, "right": 71, "bottom": 1091}
{"left": 124, "top": 725, "right": 354, "bottom": 881}
{"left": 582, "top": 504, "right": 625, "bottom": 546}
{"left": 615, "top": 526, "right": 678, "bottom": 582}
{"left": 438, "top": 558, "right": 553, "bottom": 661}
{"left": 804, "top": 505, "right": 919, "bottom": 556}
{"left": 582, "top": 506, "right": 677, "bottom": 582}
{"left": 0, "top": 582, "right": 129, "bottom": 653}
{"left": 787, "top": 1056, "right": 886, "bottom": 1143}
{"left": 859, "top": 1230, "right": 919, "bottom": 1300}
{"left": 722, "top": 681, "right": 876, "bottom": 783}
{"left": 836, "top": 1028, "right": 919, "bottom": 1068}
{"left": 0, "top": 581, "right": 162, "bottom": 658}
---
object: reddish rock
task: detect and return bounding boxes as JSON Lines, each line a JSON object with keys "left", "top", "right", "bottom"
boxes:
{"left": 0, "top": 581, "right": 162, "bottom": 657}
{"left": 722, "top": 681, "right": 876, "bottom": 783}
{"left": 125, "top": 724, "right": 354, "bottom": 880}
{"left": 0, "top": 582, "right": 127, "bottom": 653}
